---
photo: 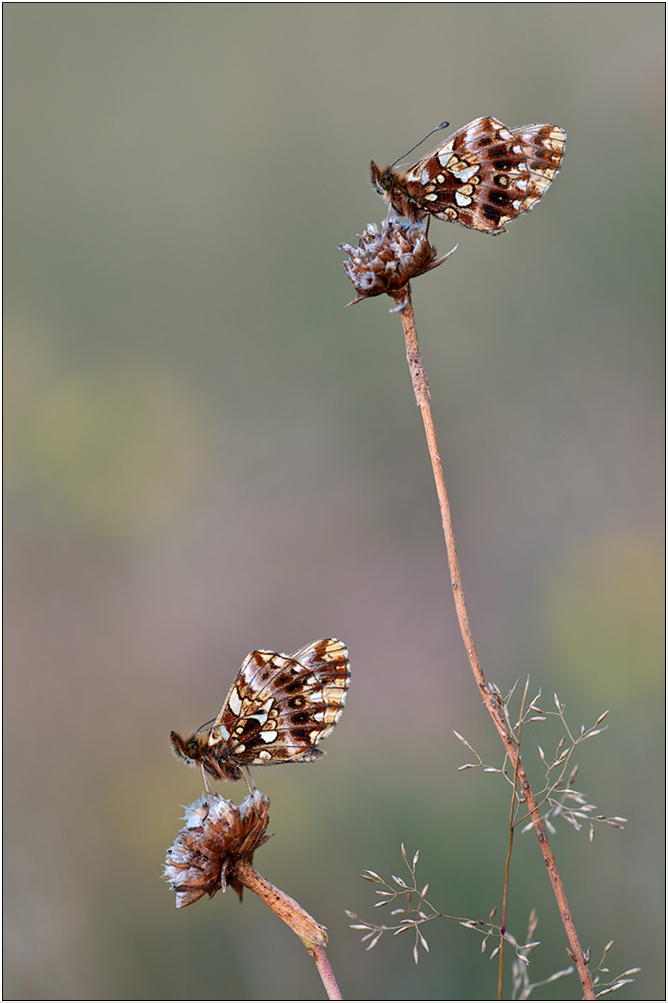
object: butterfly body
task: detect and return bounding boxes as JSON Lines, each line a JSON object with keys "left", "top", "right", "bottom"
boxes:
{"left": 370, "top": 117, "right": 566, "bottom": 234}
{"left": 171, "top": 638, "right": 350, "bottom": 783}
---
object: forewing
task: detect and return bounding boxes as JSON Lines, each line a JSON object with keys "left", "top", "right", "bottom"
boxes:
{"left": 403, "top": 117, "right": 533, "bottom": 233}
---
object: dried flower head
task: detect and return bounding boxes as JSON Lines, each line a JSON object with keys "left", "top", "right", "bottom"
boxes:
{"left": 340, "top": 217, "right": 456, "bottom": 311}
{"left": 163, "top": 790, "right": 271, "bottom": 906}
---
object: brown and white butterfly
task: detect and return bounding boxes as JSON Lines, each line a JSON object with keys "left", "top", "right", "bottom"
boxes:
{"left": 370, "top": 116, "right": 566, "bottom": 234}
{"left": 170, "top": 638, "right": 350, "bottom": 783}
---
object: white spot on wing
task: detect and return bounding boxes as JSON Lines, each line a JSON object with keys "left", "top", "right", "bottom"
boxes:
{"left": 451, "top": 164, "right": 478, "bottom": 183}
{"left": 229, "top": 687, "right": 242, "bottom": 716}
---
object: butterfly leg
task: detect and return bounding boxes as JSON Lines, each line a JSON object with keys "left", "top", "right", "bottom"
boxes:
{"left": 242, "top": 766, "right": 256, "bottom": 795}
{"left": 201, "top": 766, "right": 217, "bottom": 799}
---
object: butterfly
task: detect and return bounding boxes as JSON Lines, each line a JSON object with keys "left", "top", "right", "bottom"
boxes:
{"left": 170, "top": 638, "right": 350, "bottom": 783}
{"left": 370, "top": 116, "right": 566, "bottom": 234}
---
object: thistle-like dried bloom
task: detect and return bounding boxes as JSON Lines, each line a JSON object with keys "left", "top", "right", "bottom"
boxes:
{"left": 340, "top": 217, "right": 456, "bottom": 310}
{"left": 163, "top": 790, "right": 271, "bottom": 906}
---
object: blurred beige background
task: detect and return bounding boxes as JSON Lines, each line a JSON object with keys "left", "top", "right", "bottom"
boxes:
{"left": 4, "top": 4, "right": 664, "bottom": 1000}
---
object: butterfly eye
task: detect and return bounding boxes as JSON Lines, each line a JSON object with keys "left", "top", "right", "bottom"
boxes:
{"left": 184, "top": 740, "right": 200, "bottom": 759}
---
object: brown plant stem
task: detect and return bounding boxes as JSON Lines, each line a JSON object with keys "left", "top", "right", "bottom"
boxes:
{"left": 393, "top": 284, "right": 595, "bottom": 1001}
{"left": 234, "top": 859, "right": 343, "bottom": 1000}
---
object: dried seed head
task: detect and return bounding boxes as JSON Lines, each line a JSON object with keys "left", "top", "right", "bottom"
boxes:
{"left": 163, "top": 790, "right": 271, "bottom": 907}
{"left": 340, "top": 217, "right": 456, "bottom": 311}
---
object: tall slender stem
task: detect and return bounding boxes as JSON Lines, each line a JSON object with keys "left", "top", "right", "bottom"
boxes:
{"left": 498, "top": 678, "right": 530, "bottom": 999}
{"left": 396, "top": 285, "right": 595, "bottom": 1000}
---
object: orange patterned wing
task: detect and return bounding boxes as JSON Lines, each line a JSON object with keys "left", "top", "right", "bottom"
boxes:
{"left": 171, "top": 639, "right": 350, "bottom": 782}
{"left": 370, "top": 116, "right": 566, "bottom": 233}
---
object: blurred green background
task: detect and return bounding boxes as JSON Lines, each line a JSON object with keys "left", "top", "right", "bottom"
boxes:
{"left": 4, "top": 4, "right": 664, "bottom": 1000}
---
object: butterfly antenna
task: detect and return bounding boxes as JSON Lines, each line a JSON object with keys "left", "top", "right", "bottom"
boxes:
{"left": 390, "top": 120, "right": 450, "bottom": 168}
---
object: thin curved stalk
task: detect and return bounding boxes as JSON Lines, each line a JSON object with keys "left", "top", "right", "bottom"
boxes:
{"left": 396, "top": 285, "right": 595, "bottom": 1001}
